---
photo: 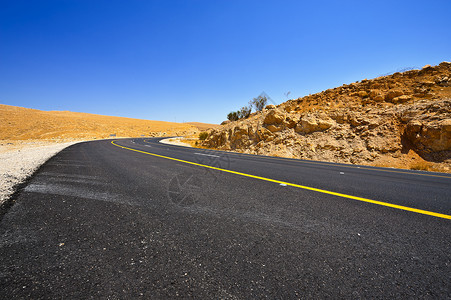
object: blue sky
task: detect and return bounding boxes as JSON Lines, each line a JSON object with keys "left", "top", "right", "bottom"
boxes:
{"left": 1, "top": 0, "right": 450, "bottom": 124}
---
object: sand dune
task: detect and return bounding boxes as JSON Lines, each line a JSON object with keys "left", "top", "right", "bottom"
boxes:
{"left": 184, "top": 122, "right": 220, "bottom": 131}
{"left": 0, "top": 104, "right": 202, "bottom": 140}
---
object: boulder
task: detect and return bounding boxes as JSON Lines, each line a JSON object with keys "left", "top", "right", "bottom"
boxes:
{"left": 391, "top": 95, "right": 412, "bottom": 103}
{"left": 357, "top": 91, "right": 369, "bottom": 98}
{"left": 347, "top": 113, "right": 370, "bottom": 127}
{"left": 318, "top": 119, "right": 334, "bottom": 130}
{"left": 442, "top": 119, "right": 451, "bottom": 132}
{"left": 420, "top": 81, "right": 435, "bottom": 87}
{"left": 435, "top": 76, "right": 449, "bottom": 87}
{"left": 406, "top": 119, "right": 451, "bottom": 152}
{"left": 257, "top": 127, "right": 273, "bottom": 141}
{"left": 420, "top": 122, "right": 451, "bottom": 152}
{"left": 418, "top": 65, "right": 435, "bottom": 75}
{"left": 406, "top": 120, "right": 422, "bottom": 135}
{"left": 373, "top": 95, "right": 385, "bottom": 102}
{"left": 263, "top": 109, "right": 285, "bottom": 125}
{"left": 385, "top": 90, "right": 404, "bottom": 101}
{"left": 295, "top": 116, "right": 333, "bottom": 134}
{"left": 267, "top": 125, "right": 282, "bottom": 133}
{"left": 231, "top": 125, "right": 248, "bottom": 140}
{"left": 369, "top": 90, "right": 380, "bottom": 99}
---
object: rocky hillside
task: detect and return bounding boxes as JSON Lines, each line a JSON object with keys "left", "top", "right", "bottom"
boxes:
{"left": 202, "top": 62, "right": 451, "bottom": 172}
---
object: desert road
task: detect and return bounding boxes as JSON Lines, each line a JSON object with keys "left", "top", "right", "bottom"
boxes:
{"left": 1, "top": 138, "right": 450, "bottom": 298}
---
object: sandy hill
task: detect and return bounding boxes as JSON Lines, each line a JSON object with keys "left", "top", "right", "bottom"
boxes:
{"left": 202, "top": 62, "right": 451, "bottom": 172}
{"left": 185, "top": 122, "right": 221, "bottom": 131}
{"left": 0, "top": 105, "right": 201, "bottom": 141}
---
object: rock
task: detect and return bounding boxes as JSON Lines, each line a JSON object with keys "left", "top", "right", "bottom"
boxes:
{"left": 232, "top": 125, "right": 248, "bottom": 139}
{"left": 285, "top": 116, "right": 299, "bottom": 129}
{"left": 407, "top": 120, "right": 422, "bottom": 134}
{"left": 421, "top": 81, "right": 435, "bottom": 87}
{"left": 329, "top": 112, "right": 346, "bottom": 123}
{"left": 435, "top": 76, "right": 449, "bottom": 87}
{"left": 296, "top": 118, "right": 316, "bottom": 134}
{"left": 295, "top": 116, "right": 333, "bottom": 134}
{"left": 318, "top": 119, "right": 334, "bottom": 130}
{"left": 366, "top": 135, "right": 401, "bottom": 153}
{"left": 257, "top": 127, "right": 273, "bottom": 140}
{"left": 419, "top": 65, "right": 435, "bottom": 75}
{"left": 263, "top": 109, "right": 285, "bottom": 125}
{"left": 265, "top": 104, "right": 276, "bottom": 110}
{"left": 442, "top": 119, "right": 451, "bottom": 132}
{"left": 358, "top": 91, "right": 369, "bottom": 98}
{"left": 266, "top": 125, "right": 282, "bottom": 133}
{"left": 385, "top": 90, "right": 404, "bottom": 101}
{"left": 373, "top": 95, "right": 385, "bottom": 102}
{"left": 420, "top": 123, "right": 451, "bottom": 152}
{"left": 369, "top": 90, "right": 380, "bottom": 99}
{"left": 392, "top": 95, "right": 412, "bottom": 103}
{"left": 414, "top": 92, "right": 434, "bottom": 99}
{"left": 405, "top": 118, "right": 451, "bottom": 153}
{"left": 348, "top": 114, "right": 370, "bottom": 127}
{"left": 221, "top": 120, "right": 231, "bottom": 125}
{"left": 370, "top": 82, "right": 383, "bottom": 89}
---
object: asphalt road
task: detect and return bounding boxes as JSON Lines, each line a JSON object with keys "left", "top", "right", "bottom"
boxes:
{"left": 1, "top": 138, "right": 450, "bottom": 298}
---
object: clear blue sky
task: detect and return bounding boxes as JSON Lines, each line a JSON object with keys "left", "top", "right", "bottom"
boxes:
{"left": 1, "top": 0, "right": 450, "bottom": 124}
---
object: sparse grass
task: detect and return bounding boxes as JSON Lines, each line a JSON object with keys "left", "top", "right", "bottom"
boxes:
{"left": 410, "top": 162, "right": 434, "bottom": 171}
{"left": 179, "top": 137, "right": 207, "bottom": 149}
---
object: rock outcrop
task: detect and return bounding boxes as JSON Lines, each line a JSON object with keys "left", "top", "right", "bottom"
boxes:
{"left": 202, "top": 62, "right": 451, "bottom": 172}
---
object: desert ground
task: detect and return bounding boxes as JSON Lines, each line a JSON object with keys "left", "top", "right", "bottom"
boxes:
{"left": 0, "top": 105, "right": 218, "bottom": 204}
{"left": 0, "top": 104, "right": 203, "bottom": 141}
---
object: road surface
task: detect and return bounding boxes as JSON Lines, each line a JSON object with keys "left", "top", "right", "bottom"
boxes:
{"left": 1, "top": 138, "right": 450, "bottom": 298}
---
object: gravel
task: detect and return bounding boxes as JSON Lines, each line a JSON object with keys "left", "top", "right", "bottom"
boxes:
{"left": 0, "top": 141, "right": 80, "bottom": 204}
{"left": 159, "top": 137, "right": 192, "bottom": 147}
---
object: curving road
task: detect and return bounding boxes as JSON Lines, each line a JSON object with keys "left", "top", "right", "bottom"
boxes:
{"left": 1, "top": 138, "right": 450, "bottom": 298}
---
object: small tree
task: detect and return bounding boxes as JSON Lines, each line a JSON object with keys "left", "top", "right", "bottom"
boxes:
{"left": 227, "top": 111, "right": 239, "bottom": 121}
{"left": 238, "top": 106, "right": 252, "bottom": 119}
{"left": 250, "top": 95, "right": 268, "bottom": 112}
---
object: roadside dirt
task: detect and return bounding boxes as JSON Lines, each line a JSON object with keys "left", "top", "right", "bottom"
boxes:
{"left": 0, "top": 141, "right": 79, "bottom": 204}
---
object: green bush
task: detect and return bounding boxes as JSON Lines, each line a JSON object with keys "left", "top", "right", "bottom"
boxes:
{"left": 227, "top": 111, "right": 239, "bottom": 121}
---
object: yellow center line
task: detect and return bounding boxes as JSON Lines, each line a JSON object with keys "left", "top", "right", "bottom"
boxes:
{"left": 111, "top": 140, "right": 451, "bottom": 220}
{"left": 142, "top": 138, "right": 451, "bottom": 179}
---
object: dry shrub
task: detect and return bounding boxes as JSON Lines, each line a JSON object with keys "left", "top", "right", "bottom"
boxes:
{"left": 410, "top": 162, "right": 434, "bottom": 171}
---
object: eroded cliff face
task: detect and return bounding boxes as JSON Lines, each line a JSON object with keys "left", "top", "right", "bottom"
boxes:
{"left": 202, "top": 62, "right": 451, "bottom": 172}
